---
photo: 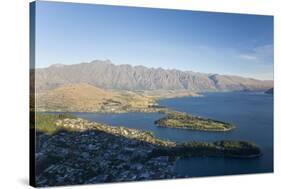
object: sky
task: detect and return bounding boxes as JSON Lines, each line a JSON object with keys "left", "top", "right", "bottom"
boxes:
{"left": 34, "top": 1, "right": 273, "bottom": 80}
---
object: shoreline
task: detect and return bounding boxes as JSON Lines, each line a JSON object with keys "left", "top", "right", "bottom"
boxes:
{"left": 34, "top": 113, "right": 262, "bottom": 186}
{"left": 36, "top": 114, "right": 261, "bottom": 159}
{"left": 36, "top": 90, "right": 200, "bottom": 114}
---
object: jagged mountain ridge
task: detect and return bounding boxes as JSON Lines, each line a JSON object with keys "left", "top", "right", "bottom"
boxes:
{"left": 35, "top": 60, "right": 273, "bottom": 92}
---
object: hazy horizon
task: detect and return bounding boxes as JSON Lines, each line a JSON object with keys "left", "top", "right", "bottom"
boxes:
{"left": 35, "top": 1, "right": 273, "bottom": 80}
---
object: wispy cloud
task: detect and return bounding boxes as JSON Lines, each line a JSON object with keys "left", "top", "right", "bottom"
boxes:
{"left": 238, "top": 44, "right": 273, "bottom": 63}
{"left": 239, "top": 54, "right": 258, "bottom": 60}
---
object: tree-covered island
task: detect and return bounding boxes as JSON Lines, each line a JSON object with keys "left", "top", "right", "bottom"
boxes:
{"left": 155, "top": 111, "right": 235, "bottom": 132}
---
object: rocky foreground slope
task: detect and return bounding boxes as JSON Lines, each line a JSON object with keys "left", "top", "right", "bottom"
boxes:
{"left": 35, "top": 117, "right": 177, "bottom": 187}
{"left": 36, "top": 130, "right": 177, "bottom": 187}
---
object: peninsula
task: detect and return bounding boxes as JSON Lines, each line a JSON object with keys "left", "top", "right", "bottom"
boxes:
{"left": 36, "top": 113, "right": 259, "bottom": 158}
{"left": 34, "top": 113, "right": 260, "bottom": 186}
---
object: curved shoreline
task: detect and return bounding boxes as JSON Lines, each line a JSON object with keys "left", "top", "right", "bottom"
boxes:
{"left": 34, "top": 113, "right": 262, "bottom": 186}
{"left": 36, "top": 114, "right": 261, "bottom": 159}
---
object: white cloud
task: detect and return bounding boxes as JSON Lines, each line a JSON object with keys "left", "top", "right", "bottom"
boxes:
{"left": 238, "top": 44, "right": 273, "bottom": 63}
{"left": 239, "top": 54, "right": 258, "bottom": 60}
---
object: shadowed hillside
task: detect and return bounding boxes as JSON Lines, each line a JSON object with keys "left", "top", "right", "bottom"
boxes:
{"left": 265, "top": 88, "right": 273, "bottom": 94}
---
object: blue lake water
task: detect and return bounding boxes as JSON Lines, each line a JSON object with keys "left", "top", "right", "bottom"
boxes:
{"left": 68, "top": 92, "right": 273, "bottom": 177}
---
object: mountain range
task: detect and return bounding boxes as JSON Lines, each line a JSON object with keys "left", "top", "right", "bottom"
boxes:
{"left": 35, "top": 60, "right": 273, "bottom": 92}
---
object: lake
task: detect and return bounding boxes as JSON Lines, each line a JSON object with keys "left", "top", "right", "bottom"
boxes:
{"left": 69, "top": 92, "right": 274, "bottom": 177}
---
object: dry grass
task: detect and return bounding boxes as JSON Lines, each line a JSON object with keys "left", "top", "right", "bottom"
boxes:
{"left": 36, "top": 83, "right": 155, "bottom": 112}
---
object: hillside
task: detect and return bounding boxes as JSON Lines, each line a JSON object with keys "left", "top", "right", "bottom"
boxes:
{"left": 36, "top": 83, "right": 158, "bottom": 112}
{"left": 265, "top": 88, "right": 273, "bottom": 94}
{"left": 35, "top": 60, "right": 273, "bottom": 92}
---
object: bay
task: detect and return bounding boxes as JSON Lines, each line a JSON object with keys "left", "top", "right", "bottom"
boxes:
{"left": 65, "top": 92, "right": 273, "bottom": 177}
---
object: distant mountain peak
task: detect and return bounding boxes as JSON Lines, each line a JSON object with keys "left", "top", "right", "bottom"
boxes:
{"left": 90, "top": 59, "right": 113, "bottom": 65}
{"left": 49, "top": 63, "right": 65, "bottom": 68}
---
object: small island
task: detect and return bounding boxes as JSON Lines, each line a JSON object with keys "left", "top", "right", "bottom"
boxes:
{"left": 155, "top": 111, "right": 235, "bottom": 132}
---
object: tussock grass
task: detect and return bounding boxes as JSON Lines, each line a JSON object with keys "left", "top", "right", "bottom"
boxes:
{"left": 35, "top": 113, "right": 75, "bottom": 134}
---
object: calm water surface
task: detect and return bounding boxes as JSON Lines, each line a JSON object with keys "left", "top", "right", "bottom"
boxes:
{"left": 69, "top": 92, "right": 273, "bottom": 177}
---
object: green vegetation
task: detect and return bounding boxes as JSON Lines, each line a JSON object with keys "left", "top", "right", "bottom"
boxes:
{"left": 35, "top": 113, "right": 75, "bottom": 134}
{"left": 152, "top": 140, "right": 261, "bottom": 158}
{"left": 155, "top": 111, "right": 234, "bottom": 131}
{"left": 213, "top": 140, "right": 261, "bottom": 157}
